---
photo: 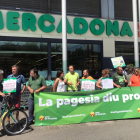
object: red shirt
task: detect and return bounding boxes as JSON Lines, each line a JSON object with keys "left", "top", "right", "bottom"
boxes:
{"left": 130, "top": 75, "right": 140, "bottom": 87}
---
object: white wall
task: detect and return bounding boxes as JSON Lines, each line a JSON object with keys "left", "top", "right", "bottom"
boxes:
{"left": 103, "top": 38, "right": 115, "bottom": 57}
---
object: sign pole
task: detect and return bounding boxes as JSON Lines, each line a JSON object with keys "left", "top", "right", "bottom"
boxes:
{"left": 62, "top": 0, "right": 67, "bottom": 91}
{"left": 133, "top": 0, "right": 139, "bottom": 67}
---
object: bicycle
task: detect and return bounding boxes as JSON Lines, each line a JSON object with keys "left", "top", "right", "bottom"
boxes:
{"left": 0, "top": 94, "right": 28, "bottom": 135}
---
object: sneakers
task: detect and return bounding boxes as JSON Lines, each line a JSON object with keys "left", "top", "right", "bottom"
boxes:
{"left": 28, "top": 121, "right": 34, "bottom": 126}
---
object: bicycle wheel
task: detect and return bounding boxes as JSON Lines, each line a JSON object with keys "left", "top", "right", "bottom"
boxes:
{"left": 2, "top": 109, "right": 28, "bottom": 135}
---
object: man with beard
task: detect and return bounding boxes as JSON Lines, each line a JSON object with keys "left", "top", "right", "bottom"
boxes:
{"left": 27, "top": 68, "right": 47, "bottom": 125}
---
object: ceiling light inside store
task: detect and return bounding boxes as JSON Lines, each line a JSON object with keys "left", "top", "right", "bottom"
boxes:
{"left": 51, "top": 55, "right": 56, "bottom": 57}
{"left": 36, "top": 57, "right": 47, "bottom": 62}
{"left": 15, "top": 61, "right": 21, "bottom": 65}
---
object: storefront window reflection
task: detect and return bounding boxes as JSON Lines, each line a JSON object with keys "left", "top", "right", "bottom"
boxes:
{"left": 115, "top": 43, "right": 135, "bottom": 66}
{"left": 0, "top": 41, "right": 48, "bottom": 79}
{"left": 67, "top": 44, "right": 102, "bottom": 78}
{"left": 0, "top": 41, "right": 47, "bottom": 52}
{"left": 51, "top": 43, "right": 102, "bottom": 79}
{"left": 0, "top": 41, "right": 102, "bottom": 80}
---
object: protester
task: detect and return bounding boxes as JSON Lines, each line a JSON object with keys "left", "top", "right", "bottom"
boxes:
{"left": 112, "top": 66, "right": 127, "bottom": 88}
{"left": 0, "top": 70, "right": 8, "bottom": 133}
{"left": 96, "top": 69, "right": 109, "bottom": 90}
{"left": 0, "top": 70, "right": 5, "bottom": 114}
{"left": 108, "top": 69, "right": 113, "bottom": 77}
{"left": 126, "top": 67, "right": 133, "bottom": 83}
{"left": 81, "top": 69, "right": 94, "bottom": 91}
{"left": 123, "top": 65, "right": 131, "bottom": 75}
{"left": 53, "top": 70, "right": 65, "bottom": 92}
{"left": 129, "top": 67, "right": 140, "bottom": 87}
{"left": 27, "top": 68, "right": 47, "bottom": 125}
{"left": 7, "top": 65, "right": 26, "bottom": 123}
{"left": 8, "top": 65, "right": 26, "bottom": 104}
{"left": 82, "top": 69, "right": 94, "bottom": 80}
{"left": 64, "top": 65, "right": 80, "bottom": 92}
{"left": 0, "top": 70, "right": 10, "bottom": 113}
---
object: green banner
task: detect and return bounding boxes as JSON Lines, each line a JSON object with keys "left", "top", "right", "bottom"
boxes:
{"left": 34, "top": 87, "right": 140, "bottom": 126}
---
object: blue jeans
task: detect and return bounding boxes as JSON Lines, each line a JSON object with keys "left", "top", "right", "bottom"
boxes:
{"left": 28, "top": 98, "right": 34, "bottom": 122}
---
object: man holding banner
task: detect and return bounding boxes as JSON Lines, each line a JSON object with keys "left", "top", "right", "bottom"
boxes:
{"left": 82, "top": 69, "right": 94, "bottom": 80}
{"left": 81, "top": 69, "right": 95, "bottom": 91}
{"left": 27, "top": 68, "right": 47, "bottom": 125}
{"left": 113, "top": 66, "right": 127, "bottom": 88}
{"left": 64, "top": 65, "right": 80, "bottom": 92}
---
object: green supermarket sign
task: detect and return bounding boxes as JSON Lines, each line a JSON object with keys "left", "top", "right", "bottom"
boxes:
{"left": 0, "top": 11, "right": 133, "bottom": 37}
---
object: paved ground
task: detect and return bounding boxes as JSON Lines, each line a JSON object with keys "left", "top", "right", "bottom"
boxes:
{"left": 0, "top": 117, "right": 140, "bottom": 140}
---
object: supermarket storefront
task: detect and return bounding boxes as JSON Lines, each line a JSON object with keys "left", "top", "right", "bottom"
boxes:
{"left": 0, "top": 9, "right": 134, "bottom": 80}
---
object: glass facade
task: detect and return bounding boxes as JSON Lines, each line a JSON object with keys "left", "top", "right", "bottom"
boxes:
{"left": 51, "top": 43, "right": 102, "bottom": 79}
{"left": 0, "top": 39, "right": 102, "bottom": 80}
{"left": 0, "top": 41, "right": 48, "bottom": 79}
{"left": 67, "top": 43, "right": 102, "bottom": 78}
{"left": 115, "top": 42, "right": 137, "bottom": 67}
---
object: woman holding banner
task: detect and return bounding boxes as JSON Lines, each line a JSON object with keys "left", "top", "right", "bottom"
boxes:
{"left": 96, "top": 69, "right": 109, "bottom": 90}
{"left": 129, "top": 67, "right": 140, "bottom": 87}
{"left": 53, "top": 70, "right": 65, "bottom": 92}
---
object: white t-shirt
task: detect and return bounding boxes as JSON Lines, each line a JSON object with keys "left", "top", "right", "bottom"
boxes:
{"left": 57, "top": 80, "right": 65, "bottom": 92}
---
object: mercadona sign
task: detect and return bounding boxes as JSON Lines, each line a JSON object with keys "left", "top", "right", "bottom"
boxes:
{"left": 0, "top": 11, "right": 133, "bottom": 37}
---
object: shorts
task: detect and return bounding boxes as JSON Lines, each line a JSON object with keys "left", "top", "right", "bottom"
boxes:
{"left": 15, "top": 96, "right": 21, "bottom": 108}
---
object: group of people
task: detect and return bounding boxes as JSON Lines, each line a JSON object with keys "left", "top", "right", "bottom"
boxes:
{"left": 53, "top": 65, "right": 140, "bottom": 92}
{"left": 0, "top": 65, "right": 47, "bottom": 125}
{"left": 110, "top": 66, "right": 140, "bottom": 88}
{"left": 53, "top": 65, "right": 94, "bottom": 92}
{"left": 96, "top": 66, "right": 140, "bottom": 89}
{"left": 0, "top": 64, "right": 140, "bottom": 126}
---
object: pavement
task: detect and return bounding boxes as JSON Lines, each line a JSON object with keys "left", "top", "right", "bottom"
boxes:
{"left": 0, "top": 117, "right": 140, "bottom": 140}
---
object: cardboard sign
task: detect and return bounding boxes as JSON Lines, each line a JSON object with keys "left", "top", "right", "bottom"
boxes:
{"left": 102, "top": 77, "right": 114, "bottom": 89}
{"left": 3, "top": 78, "right": 16, "bottom": 93}
{"left": 111, "top": 56, "right": 126, "bottom": 68}
{"left": 81, "top": 79, "right": 95, "bottom": 91}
